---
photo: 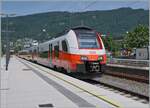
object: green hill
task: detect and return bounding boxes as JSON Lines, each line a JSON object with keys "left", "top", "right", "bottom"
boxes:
{"left": 1, "top": 7, "right": 149, "bottom": 43}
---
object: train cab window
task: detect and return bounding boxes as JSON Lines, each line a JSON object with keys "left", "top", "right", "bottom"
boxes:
{"left": 54, "top": 45, "right": 59, "bottom": 57}
{"left": 76, "top": 30, "right": 100, "bottom": 49}
{"left": 62, "top": 40, "right": 68, "bottom": 52}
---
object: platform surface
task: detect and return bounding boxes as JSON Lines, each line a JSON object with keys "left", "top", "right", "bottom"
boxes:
{"left": 0, "top": 56, "right": 149, "bottom": 108}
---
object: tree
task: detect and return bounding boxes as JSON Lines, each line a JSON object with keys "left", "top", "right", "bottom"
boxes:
{"left": 102, "top": 35, "right": 118, "bottom": 52}
{"left": 14, "top": 40, "right": 23, "bottom": 52}
{"left": 123, "top": 25, "right": 149, "bottom": 49}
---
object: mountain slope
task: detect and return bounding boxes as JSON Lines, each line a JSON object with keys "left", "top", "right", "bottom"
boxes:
{"left": 1, "top": 8, "right": 149, "bottom": 43}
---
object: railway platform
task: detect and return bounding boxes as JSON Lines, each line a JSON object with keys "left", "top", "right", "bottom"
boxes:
{"left": 0, "top": 56, "right": 149, "bottom": 108}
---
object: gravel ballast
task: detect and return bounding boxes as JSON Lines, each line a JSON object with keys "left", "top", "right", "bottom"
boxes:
{"left": 97, "top": 75, "right": 149, "bottom": 97}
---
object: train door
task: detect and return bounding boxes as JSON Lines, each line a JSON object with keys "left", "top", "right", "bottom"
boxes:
{"left": 49, "top": 44, "right": 53, "bottom": 63}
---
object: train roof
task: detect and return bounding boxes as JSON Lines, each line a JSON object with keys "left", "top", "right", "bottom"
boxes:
{"left": 71, "top": 26, "right": 94, "bottom": 31}
{"left": 54, "top": 26, "right": 95, "bottom": 38}
{"left": 39, "top": 26, "right": 96, "bottom": 47}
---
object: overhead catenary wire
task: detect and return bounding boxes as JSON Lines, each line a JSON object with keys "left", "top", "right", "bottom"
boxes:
{"left": 69, "top": 0, "right": 98, "bottom": 28}
{"left": 81, "top": 1, "right": 98, "bottom": 12}
{"left": 91, "top": 1, "right": 147, "bottom": 32}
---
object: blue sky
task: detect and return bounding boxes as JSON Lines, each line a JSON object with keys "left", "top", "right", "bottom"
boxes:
{"left": 2, "top": 0, "right": 149, "bottom": 16}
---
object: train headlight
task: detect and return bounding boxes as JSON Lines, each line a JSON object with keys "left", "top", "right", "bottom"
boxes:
{"left": 80, "top": 56, "right": 88, "bottom": 61}
{"left": 98, "top": 56, "right": 103, "bottom": 61}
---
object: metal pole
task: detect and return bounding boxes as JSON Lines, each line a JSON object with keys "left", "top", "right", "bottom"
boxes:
{"left": 5, "top": 15, "right": 10, "bottom": 71}
{"left": 0, "top": 13, "right": 16, "bottom": 70}
{"left": 0, "top": 3, "right": 1, "bottom": 108}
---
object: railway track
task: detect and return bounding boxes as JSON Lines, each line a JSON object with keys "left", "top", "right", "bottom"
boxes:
{"left": 105, "top": 65, "right": 149, "bottom": 84}
{"left": 21, "top": 57, "right": 149, "bottom": 83}
{"left": 82, "top": 79, "right": 149, "bottom": 103}
{"left": 22, "top": 57, "right": 149, "bottom": 103}
{"left": 37, "top": 62, "right": 149, "bottom": 83}
{"left": 104, "top": 71, "right": 149, "bottom": 83}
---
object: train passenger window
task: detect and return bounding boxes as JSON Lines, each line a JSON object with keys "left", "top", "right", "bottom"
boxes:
{"left": 54, "top": 45, "right": 59, "bottom": 57}
{"left": 37, "top": 47, "right": 39, "bottom": 53}
{"left": 62, "top": 40, "right": 68, "bottom": 52}
{"left": 39, "top": 51, "right": 48, "bottom": 58}
{"left": 34, "top": 49, "right": 37, "bottom": 53}
{"left": 29, "top": 50, "right": 32, "bottom": 53}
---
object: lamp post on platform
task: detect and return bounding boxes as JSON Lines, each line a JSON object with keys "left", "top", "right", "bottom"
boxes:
{"left": 1, "top": 13, "right": 16, "bottom": 70}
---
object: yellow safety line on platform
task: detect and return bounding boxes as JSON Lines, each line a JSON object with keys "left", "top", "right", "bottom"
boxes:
{"left": 20, "top": 58, "right": 123, "bottom": 108}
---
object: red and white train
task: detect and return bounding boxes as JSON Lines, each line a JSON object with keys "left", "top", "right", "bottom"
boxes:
{"left": 19, "top": 26, "right": 107, "bottom": 77}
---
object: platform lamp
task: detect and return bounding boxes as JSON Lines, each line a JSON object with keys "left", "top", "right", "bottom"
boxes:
{"left": 0, "top": 13, "right": 16, "bottom": 71}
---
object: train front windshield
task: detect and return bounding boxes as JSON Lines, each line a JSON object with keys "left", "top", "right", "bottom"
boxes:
{"left": 76, "top": 31, "right": 100, "bottom": 49}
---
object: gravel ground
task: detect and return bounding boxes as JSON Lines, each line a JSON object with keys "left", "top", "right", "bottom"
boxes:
{"left": 96, "top": 75, "right": 149, "bottom": 97}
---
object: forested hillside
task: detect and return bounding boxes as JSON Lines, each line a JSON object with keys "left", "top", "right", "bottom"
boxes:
{"left": 1, "top": 8, "right": 149, "bottom": 43}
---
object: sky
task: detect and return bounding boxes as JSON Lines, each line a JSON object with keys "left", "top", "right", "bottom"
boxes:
{"left": 1, "top": 0, "right": 149, "bottom": 16}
